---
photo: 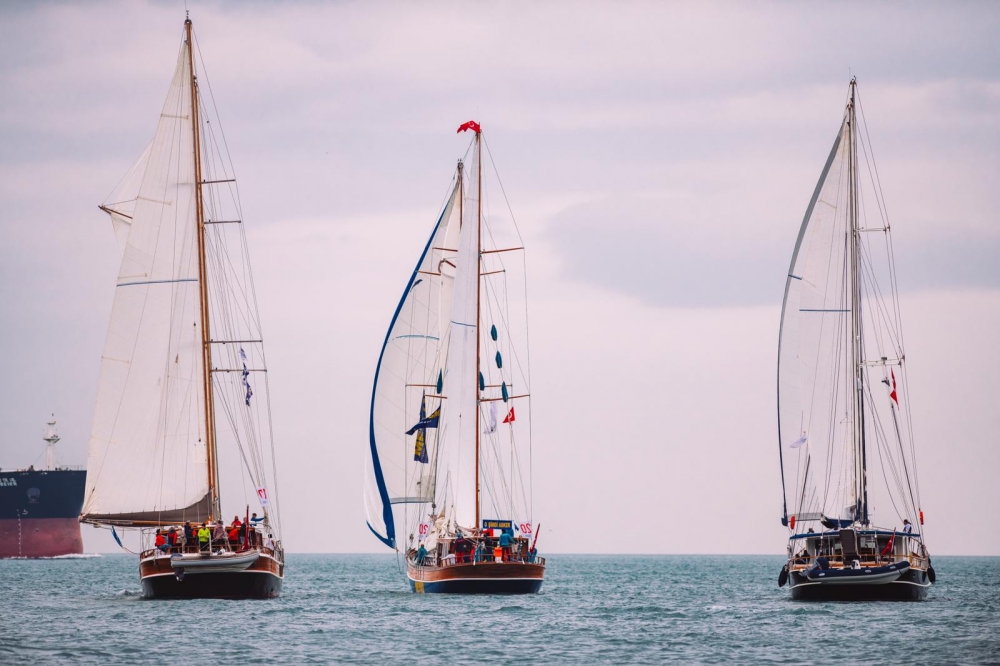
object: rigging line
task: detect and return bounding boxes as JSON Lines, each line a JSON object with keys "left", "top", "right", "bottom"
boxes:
{"left": 481, "top": 135, "right": 525, "bottom": 247}
{"left": 858, "top": 85, "right": 916, "bottom": 492}
{"left": 856, "top": 205, "right": 904, "bottom": 351}
{"left": 864, "top": 373, "right": 914, "bottom": 521}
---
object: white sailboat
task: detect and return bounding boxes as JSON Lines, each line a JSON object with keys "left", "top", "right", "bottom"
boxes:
{"left": 365, "top": 122, "right": 544, "bottom": 593}
{"left": 82, "top": 15, "right": 284, "bottom": 599}
{"left": 776, "top": 79, "right": 934, "bottom": 600}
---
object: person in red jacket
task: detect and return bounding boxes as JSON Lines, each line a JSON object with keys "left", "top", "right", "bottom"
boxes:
{"left": 155, "top": 530, "right": 169, "bottom": 553}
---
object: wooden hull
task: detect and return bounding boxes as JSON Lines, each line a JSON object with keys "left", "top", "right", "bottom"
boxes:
{"left": 789, "top": 566, "right": 930, "bottom": 601}
{"left": 139, "top": 550, "right": 283, "bottom": 599}
{"left": 407, "top": 560, "right": 545, "bottom": 594}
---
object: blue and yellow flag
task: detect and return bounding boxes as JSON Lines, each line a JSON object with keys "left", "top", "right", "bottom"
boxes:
{"left": 407, "top": 394, "right": 440, "bottom": 463}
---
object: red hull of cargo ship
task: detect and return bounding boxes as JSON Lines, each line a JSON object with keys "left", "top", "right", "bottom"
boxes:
{"left": 0, "top": 517, "right": 84, "bottom": 558}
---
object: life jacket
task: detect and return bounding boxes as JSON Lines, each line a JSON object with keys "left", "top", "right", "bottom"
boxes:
{"left": 229, "top": 528, "right": 239, "bottom": 541}
{"left": 155, "top": 534, "right": 166, "bottom": 547}
{"left": 198, "top": 527, "right": 211, "bottom": 542}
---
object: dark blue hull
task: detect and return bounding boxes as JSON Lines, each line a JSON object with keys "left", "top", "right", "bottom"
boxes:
{"left": 141, "top": 571, "right": 282, "bottom": 599}
{"left": 790, "top": 566, "right": 930, "bottom": 601}
{"left": 1, "top": 469, "right": 86, "bottom": 558}
{"left": 0, "top": 469, "right": 86, "bottom": 519}
{"left": 408, "top": 576, "right": 543, "bottom": 594}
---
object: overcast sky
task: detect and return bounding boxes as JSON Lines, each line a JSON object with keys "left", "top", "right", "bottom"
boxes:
{"left": 1, "top": 1, "right": 997, "bottom": 555}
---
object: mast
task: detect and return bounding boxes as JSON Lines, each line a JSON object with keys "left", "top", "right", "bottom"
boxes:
{"left": 847, "top": 78, "right": 869, "bottom": 526}
{"left": 474, "top": 129, "right": 482, "bottom": 530}
{"left": 186, "top": 16, "right": 220, "bottom": 520}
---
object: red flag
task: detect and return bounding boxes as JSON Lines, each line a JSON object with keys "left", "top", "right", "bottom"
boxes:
{"left": 502, "top": 407, "right": 515, "bottom": 424}
{"left": 890, "top": 369, "right": 898, "bottom": 405}
{"left": 881, "top": 530, "right": 896, "bottom": 557}
{"left": 457, "top": 120, "right": 481, "bottom": 134}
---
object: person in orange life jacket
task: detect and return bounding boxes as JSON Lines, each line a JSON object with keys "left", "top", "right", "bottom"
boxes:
{"left": 228, "top": 525, "right": 240, "bottom": 546}
{"left": 155, "top": 529, "right": 168, "bottom": 553}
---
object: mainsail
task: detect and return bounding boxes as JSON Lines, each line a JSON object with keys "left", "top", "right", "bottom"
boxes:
{"left": 82, "top": 40, "right": 211, "bottom": 525}
{"left": 436, "top": 152, "right": 481, "bottom": 530}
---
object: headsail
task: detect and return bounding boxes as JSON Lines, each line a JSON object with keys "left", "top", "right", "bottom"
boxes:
{"left": 82, "top": 40, "right": 210, "bottom": 525}
{"left": 365, "top": 179, "right": 463, "bottom": 547}
{"left": 777, "top": 116, "right": 852, "bottom": 526}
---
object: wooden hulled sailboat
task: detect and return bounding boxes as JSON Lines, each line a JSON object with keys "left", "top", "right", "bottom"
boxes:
{"left": 776, "top": 79, "right": 934, "bottom": 601}
{"left": 365, "top": 122, "right": 545, "bottom": 593}
{"left": 81, "top": 16, "right": 284, "bottom": 599}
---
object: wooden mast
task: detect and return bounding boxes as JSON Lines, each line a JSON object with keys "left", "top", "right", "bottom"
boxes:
{"left": 474, "top": 128, "right": 482, "bottom": 531}
{"left": 186, "top": 16, "right": 220, "bottom": 520}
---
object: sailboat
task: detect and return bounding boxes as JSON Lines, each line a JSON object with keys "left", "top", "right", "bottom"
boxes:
{"left": 776, "top": 79, "right": 934, "bottom": 601}
{"left": 365, "top": 122, "right": 545, "bottom": 593}
{"left": 81, "top": 15, "right": 284, "bottom": 599}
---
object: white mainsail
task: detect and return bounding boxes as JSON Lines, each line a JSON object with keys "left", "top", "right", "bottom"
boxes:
{"left": 365, "top": 180, "right": 463, "bottom": 546}
{"left": 436, "top": 152, "right": 481, "bottom": 530}
{"left": 82, "top": 41, "right": 211, "bottom": 524}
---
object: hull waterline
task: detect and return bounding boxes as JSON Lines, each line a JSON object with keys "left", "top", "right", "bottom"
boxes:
{"left": 407, "top": 560, "right": 545, "bottom": 595}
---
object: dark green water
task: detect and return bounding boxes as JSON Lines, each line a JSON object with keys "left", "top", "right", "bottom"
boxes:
{"left": 1, "top": 554, "right": 997, "bottom": 663}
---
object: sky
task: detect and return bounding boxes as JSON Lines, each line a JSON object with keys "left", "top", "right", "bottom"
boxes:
{"left": 0, "top": 1, "right": 997, "bottom": 555}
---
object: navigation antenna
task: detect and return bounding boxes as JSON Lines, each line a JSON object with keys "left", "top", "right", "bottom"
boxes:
{"left": 42, "top": 415, "right": 60, "bottom": 470}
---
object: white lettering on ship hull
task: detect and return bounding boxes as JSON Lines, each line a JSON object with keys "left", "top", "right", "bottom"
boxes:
{"left": 0, "top": 478, "right": 17, "bottom": 487}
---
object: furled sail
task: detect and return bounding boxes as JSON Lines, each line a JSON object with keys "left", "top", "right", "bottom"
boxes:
{"left": 776, "top": 117, "right": 852, "bottom": 525}
{"left": 365, "top": 180, "right": 463, "bottom": 547}
{"left": 82, "top": 41, "right": 211, "bottom": 525}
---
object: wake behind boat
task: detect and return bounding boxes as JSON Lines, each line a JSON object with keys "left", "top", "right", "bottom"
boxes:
{"left": 81, "top": 15, "right": 284, "bottom": 600}
{"left": 775, "top": 79, "right": 933, "bottom": 601}
{"left": 365, "top": 122, "right": 545, "bottom": 593}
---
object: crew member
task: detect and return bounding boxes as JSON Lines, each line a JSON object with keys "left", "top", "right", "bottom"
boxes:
{"left": 155, "top": 529, "right": 168, "bottom": 553}
{"left": 498, "top": 530, "right": 513, "bottom": 562}
{"left": 198, "top": 523, "right": 211, "bottom": 552}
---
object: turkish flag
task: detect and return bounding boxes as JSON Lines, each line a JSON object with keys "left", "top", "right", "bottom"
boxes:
{"left": 457, "top": 120, "right": 481, "bottom": 134}
{"left": 502, "top": 407, "right": 515, "bottom": 424}
{"left": 881, "top": 530, "right": 896, "bottom": 557}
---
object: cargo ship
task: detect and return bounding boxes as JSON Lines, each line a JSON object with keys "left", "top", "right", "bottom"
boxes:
{"left": 0, "top": 418, "right": 85, "bottom": 558}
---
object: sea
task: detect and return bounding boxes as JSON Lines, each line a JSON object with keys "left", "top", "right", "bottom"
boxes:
{"left": 1, "top": 554, "right": 998, "bottom": 664}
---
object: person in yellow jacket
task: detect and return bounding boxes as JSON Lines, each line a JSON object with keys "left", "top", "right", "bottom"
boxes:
{"left": 197, "top": 523, "right": 211, "bottom": 553}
